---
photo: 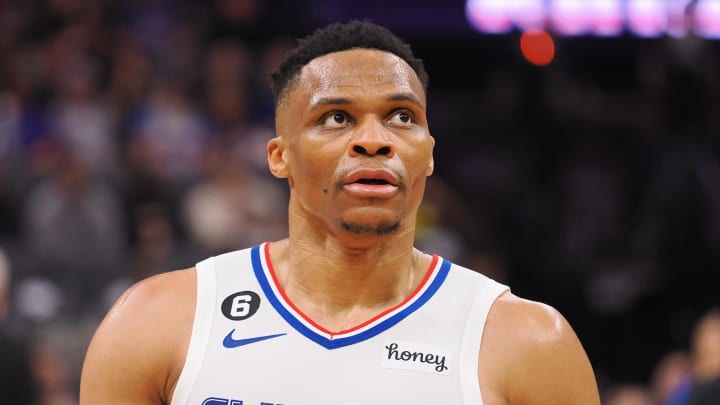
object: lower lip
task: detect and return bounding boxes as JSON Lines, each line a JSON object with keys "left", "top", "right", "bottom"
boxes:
{"left": 343, "top": 183, "right": 399, "bottom": 197}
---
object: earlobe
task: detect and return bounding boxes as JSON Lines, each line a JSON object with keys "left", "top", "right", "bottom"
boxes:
{"left": 267, "top": 137, "right": 289, "bottom": 178}
{"left": 426, "top": 157, "right": 434, "bottom": 176}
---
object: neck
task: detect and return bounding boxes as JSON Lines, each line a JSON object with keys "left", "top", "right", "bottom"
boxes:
{"left": 268, "top": 215, "right": 432, "bottom": 331}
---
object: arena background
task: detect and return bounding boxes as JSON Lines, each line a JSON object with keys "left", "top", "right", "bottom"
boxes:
{"left": 0, "top": 0, "right": 718, "bottom": 403}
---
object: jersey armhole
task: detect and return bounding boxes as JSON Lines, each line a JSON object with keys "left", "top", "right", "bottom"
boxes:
{"left": 170, "top": 257, "right": 217, "bottom": 405}
{"left": 458, "top": 279, "right": 510, "bottom": 405}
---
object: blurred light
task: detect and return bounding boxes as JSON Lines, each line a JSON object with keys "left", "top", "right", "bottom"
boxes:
{"left": 510, "top": 0, "right": 546, "bottom": 31}
{"left": 627, "top": 0, "right": 667, "bottom": 37}
{"left": 465, "top": 0, "right": 719, "bottom": 38}
{"left": 466, "top": 0, "right": 513, "bottom": 34}
{"left": 589, "top": 0, "right": 624, "bottom": 36}
{"left": 520, "top": 29, "right": 556, "bottom": 66}
{"left": 549, "top": 0, "right": 590, "bottom": 36}
{"left": 694, "top": 0, "right": 720, "bottom": 39}
{"left": 666, "top": 0, "right": 693, "bottom": 38}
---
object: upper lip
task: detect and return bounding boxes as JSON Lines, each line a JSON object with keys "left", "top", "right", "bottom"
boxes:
{"left": 343, "top": 168, "right": 399, "bottom": 186}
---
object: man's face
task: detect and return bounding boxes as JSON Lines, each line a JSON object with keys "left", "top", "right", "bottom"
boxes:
{"left": 269, "top": 48, "right": 434, "bottom": 239}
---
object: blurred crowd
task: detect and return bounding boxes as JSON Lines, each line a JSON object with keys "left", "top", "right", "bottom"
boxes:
{"left": 1, "top": 0, "right": 719, "bottom": 404}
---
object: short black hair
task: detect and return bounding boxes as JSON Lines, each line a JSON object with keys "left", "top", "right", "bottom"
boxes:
{"left": 270, "top": 19, "right": 429, "bottom": 105}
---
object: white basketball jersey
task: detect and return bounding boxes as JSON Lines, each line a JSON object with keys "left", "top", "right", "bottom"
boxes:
{"left": 171, "top": 242, "right": 509, "bottom": 405}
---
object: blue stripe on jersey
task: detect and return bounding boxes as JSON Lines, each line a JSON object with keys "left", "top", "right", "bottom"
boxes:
{"left": 251, "top": 244, "right": 452, "bottom": 349}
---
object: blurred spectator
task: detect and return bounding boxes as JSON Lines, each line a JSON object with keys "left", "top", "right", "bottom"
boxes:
{"left": 252, "top": 35, "right": 296, "bottom": 123}
{"left": 21, "top": 141, "right": 127, "bottom": 316}
{"left": 127, "top": 200, "right": 203, "bottom": 282}
{"left": 201, "top": 38, "right": 253, "bottom": 133}
{"left": 653, "top": 308, "right": 720, "bottom": 405}
{"left": 199, "top": 37, "right": 276, "bottom": 173}
{"left": 113, "top": 0, "right": 189, "bottom": 62}
{"left": 0, "top": 244, "right": 39, "bottom": 404}
{"left": 47, "top": 49, "right": 121, "bottom": 183}
{"left": 688, "top": 308, "right": 720, "bottom": 383}
{"left": 204, "top": 0, "right": 307, "bottom": 44}
{"left": 651, "top": 350, "right": 694, "bottom": 405}
{"left": 181, "top": 140, "right": 287, "bottom": 256}
{"left": 125, "top": 73, "right": 210, "bottom": 198}
{"left": 603, "top": 383, "right": 656, "bottom": 405}
{"left": 106, "top": 29, "right": 153, "bottom": 120}
{"left": 676, "top": 307, "right": 720, "bottom": 405}
{"left": 31, "top": 339, "right": 79, "bottom": 405}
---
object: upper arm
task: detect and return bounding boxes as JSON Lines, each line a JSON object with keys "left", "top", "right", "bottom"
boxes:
{"left": 479, "top": 293, "right": 600, "bottom": 405}
{"left": 79, "top": 269, "right": 196, "bottom": 405}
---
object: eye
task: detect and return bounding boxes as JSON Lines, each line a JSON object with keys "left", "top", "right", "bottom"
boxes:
{"left": 388, "top": 110, "right": 414, "bottom": 126}
{"left": 322, "top": 111, "right": 350, "bottom": 128}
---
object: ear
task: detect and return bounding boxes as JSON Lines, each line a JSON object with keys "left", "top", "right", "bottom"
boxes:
{"left": 267, "top": 136, "right": 289, "bottom": 178}
{"left": 426, "top": 135, "right": 435, "bottom": 176}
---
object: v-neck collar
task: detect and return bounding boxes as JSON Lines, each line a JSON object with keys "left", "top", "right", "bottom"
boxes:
{"left": 251, "top": 242, "right": 451, "bottom": 349}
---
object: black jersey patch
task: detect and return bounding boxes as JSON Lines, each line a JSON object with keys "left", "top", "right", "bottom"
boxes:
{"left": 221, "top": 291, "right": 261, "bottom": 321}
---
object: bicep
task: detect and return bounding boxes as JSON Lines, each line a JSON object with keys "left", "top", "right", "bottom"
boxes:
{"left": 80, "top": 272, "right": 193, "bottom": 405}
{"left": 80, "top": 318, "right": 163, "bottom": 404}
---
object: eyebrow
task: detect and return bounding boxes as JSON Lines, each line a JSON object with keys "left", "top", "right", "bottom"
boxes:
{"left": 387, "top": 92, "right": 424, "bottom": 106}
{"left": 309, "top": 97, "right": 351, "bottom": 111}
{"left": 308, "top": 92, "right": 424, "bottom": 112}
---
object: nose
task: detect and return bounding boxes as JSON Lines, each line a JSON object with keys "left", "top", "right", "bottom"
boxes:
{"left": 348, "top": 120, "right": 395, "bottom": 158}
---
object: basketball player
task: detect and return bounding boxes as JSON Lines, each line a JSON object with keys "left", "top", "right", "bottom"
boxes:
{"left": 80, "top": 20, "right": 601, "bottom": 404}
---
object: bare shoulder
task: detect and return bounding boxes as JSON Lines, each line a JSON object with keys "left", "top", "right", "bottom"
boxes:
{"left": 80, "top": 268, "right": 197, "bottom": 405}
{"left": 478, "top": 292, "right": 600, "bottom": 405}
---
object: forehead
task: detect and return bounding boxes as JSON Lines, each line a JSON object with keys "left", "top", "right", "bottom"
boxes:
{"left": 290, "top": 48, "right": 426, "bottom": 106}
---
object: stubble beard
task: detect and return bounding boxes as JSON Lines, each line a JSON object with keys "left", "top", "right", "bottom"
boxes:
{"left": 340, "top": 220, "right": 401, "bottom": 236}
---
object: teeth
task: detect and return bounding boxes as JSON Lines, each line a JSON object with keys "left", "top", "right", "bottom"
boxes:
{"left": 358, "top": 179, "right": 387, "bottom": 185}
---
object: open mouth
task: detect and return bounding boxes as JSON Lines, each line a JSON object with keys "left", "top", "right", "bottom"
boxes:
{"left": 342, "top": 172, "right": 399, "bottom": 198}
{"left": 343, "top": 169, "right": 400, "bottom": 192}
{"left": 355, "top": 178, "right": 391, "bottom": 185}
